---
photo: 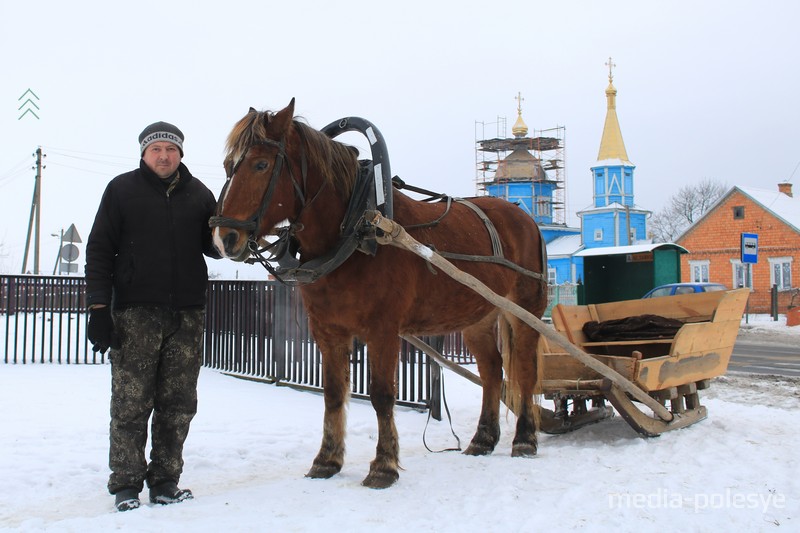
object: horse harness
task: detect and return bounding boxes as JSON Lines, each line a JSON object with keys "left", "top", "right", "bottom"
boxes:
{"left": 209, "top": 138, "right": 545, "bottom": 285}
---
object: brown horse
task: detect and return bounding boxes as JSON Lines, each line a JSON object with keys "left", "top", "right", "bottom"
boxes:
{"left": 211, "top": 99, "right": 548, "bottom": 488}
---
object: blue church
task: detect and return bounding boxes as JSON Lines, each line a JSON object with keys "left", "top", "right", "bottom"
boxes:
{"left": 477, "top": 62, "right": 653, "bottom": 286}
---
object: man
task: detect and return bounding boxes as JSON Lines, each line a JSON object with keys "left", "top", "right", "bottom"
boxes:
{"left": 85, "top": 121, "right": 220, "bottom": 512}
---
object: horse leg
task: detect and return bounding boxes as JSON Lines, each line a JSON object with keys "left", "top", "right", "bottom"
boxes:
{"left": 505, "top": 313, "right": 541, "bottom": 458}
{"left": 306, "top": 336, "right": 351, "bottom": 479}
{"left": 461, "top": 315, "right": 503, "bottom": 456}
{"left": 362, "top": 334, "right": 400, "bottom": 489}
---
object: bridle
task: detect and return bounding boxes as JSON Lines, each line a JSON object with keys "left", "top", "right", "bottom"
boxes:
{"left": 208, "top": 115, "right": 396, "bottom": 285}
{"left": 208, "top": 135, "right": 317, "bottom": 258}
{"left": 209, "top": 137, "right": 288, "bottom": 239}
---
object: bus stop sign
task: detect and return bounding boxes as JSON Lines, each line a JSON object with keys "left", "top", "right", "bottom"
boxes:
{"left": 741, "top": 233, "right": 758, "bottom": 264}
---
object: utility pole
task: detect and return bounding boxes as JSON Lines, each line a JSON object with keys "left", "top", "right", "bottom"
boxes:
{"left": 22, "top": 147, "right": 44, "bottom": 274}
{"left": 52, "top": 228, "right": 63, "bottom": 275}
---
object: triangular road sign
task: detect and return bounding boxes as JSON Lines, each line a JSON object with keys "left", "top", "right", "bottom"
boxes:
{"left": 63, "top": 223, "right": 82, "bottom": 243}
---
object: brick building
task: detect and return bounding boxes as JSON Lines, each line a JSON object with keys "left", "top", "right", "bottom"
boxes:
{"left": 676, "top": 183, "right": 799, "bottom": 313}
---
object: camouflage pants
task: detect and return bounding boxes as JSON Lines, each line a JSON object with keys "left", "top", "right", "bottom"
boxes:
{"left": 107, "top": 306, "right": 204, "bottom": 495}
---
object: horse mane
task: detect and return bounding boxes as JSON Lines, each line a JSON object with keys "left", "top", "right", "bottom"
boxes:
{"left": 225, "top": 110, "right": 360, "bottom": 196}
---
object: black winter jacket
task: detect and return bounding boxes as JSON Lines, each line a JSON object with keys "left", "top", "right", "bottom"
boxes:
{"left": 85, "top": 160, "right": 220, "bottom": 309}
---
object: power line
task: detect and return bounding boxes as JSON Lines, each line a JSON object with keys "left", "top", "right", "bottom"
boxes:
{"left": 45, "top": 161, "right": 121, "bottom": 176}
{"left": 785, "top": 160, "right": 799, "bottom": 183}
{"left": 0, "top": 155, "right": 35, "bottom": 182}
{"left": 42, "top": 146, "right": 139, "bottom": 162}
{"left": 0, "top": 166, "right": 31, "bottom": 189}
{"left": 42, "top": 145, "right": 226, "bottom": 178}
{"left": 45, "top": 150, "right": 136, "bottom": 167}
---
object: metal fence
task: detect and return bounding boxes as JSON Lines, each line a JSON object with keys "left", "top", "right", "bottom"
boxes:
{"left": 1, "top": 275, "right": 98, "bottom": 364}
{"left": 0, "top": 275, "right": 446, "bottom": 409}
{"left": 545, "top": 283, "right": 580, "bottom": 317}
{"left": 202, "top": 279, "right": 454, "bottom": 408}
{"left": 2, "top": 275, "right": 578, "bottom": 410}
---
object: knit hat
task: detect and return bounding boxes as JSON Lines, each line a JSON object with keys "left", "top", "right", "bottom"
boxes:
{"left": 139, "top": 121, "right": 184, "bottom": 156}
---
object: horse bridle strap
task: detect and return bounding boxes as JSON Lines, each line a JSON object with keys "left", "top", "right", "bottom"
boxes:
{"left": 209, "top": 137, "right": 288, "bottom": 236}
{"left": 247, "top": 161, "right": 379, "bottom": 285}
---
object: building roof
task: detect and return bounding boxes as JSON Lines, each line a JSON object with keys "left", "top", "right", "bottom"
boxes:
{"left": 576, "top": 201, "right": 651, "bottom": 215}
{"left": 737, "top": 186, "right": 800, "bottom": 233}
{"left": 676, "top": 185, "right": 800, "bottom": 241}
{"left": 546, "top": 234, "right": 583, "bottom": 257}
{"left": 494, "top": 149, "right": 548, "bottom": 181}
{"left": 591, "top": 158, "right": 636, "bottom": 168}
{"left": 574, "top": 242, "right": 687, "bottom": 257}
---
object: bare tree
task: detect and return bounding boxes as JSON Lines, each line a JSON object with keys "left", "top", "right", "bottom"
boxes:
{"left": 649, "top": 179, "right": 727, "bottom": 242}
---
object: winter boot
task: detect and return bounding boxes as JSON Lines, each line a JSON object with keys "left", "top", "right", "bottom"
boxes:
{"left": 149, "top": 481, "right": 193, "bottom": 505}
{"left": 114, "top": 488, "right": 141, "bottom": 512}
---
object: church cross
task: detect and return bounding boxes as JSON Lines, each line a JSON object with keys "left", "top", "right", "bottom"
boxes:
{"left": 605, "top": 57, "right": 616, "bottom": 82}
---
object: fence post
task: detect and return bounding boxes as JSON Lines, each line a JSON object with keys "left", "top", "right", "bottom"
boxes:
{"left": 771, "top": 284, "right": 778, "bottom": 321}
{"left": 273, "top": 283, "right": 289, "bottom": 380}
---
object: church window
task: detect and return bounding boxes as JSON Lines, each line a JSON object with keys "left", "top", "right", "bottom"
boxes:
{"left": 732, "top": 206, "right": 745, "bottom": 219}
{"left": 594, "top": 229, "right": 603, "bottom": 241}
{"left": 534, "top": 197, "right": 552, "bottom": 217}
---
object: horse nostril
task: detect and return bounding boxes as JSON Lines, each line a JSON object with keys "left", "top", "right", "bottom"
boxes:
{"left": 223, "top": 231, "right": 239, "bottom": 253}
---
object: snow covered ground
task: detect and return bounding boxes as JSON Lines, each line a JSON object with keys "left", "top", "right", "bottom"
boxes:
{"left": 736, "top": 312, "right": 800, "bottom": 345}
{"left": 1, "top": 316, "right": 798, "bottom": 532}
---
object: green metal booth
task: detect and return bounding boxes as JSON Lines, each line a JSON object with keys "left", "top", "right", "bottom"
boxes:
{"left": 574, "top": 243, "right": 688, "bottom": 304}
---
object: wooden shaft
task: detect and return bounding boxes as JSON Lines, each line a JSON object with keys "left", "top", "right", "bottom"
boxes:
{"left": 401, "top": 334, "right": 482, "bottom": 387}
{"left": 368, "top": 211, "right": 673, "bottom": 422}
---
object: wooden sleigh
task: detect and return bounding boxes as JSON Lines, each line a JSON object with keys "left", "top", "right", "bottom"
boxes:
{"left": 367, "top": 211, "right": 750, "bottom": 438}
{"left": 537, "top": 288, "right": 749, "bottom": 436}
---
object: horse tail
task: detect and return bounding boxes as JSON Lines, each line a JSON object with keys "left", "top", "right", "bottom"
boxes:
{"left": 498, "top": 313, "right": 541, "bottom": 429}
{"left": 500, "top": 220, "right": 548, "bottom": 426}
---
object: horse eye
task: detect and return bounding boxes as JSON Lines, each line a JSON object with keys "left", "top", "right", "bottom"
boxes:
{"left": 256, "top": 161, "right": 270, "bottom": 171}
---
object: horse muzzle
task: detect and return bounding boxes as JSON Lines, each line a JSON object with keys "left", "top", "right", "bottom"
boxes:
{"left": 211, "top": 227, "right": 250, "bottom": 262}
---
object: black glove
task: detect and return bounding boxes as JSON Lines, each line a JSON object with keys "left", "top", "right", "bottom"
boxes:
{"left": 88, "top": 307, "right": 120, "bottom": 354}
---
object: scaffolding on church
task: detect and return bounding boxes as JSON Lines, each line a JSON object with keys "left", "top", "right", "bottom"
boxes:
{"left": 474, "top": 120, "right": 567, "bottom": 226}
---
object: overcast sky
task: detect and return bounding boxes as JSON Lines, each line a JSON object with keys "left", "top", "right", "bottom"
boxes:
{"left": 1, "top": 0, "right": 798, "bottom": 278}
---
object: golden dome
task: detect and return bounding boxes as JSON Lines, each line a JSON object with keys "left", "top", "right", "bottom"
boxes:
{"left": 512, "top": 91, "right": 529, "bottom": 137}
{"left": 512, "top": 114, "right": 528, "bottom": 137}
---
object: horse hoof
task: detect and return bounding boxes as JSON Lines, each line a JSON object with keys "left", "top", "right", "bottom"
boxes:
{"left": 361, "top": 470, "right": 399, "bottom": 489}
{"left": 463, "top": 440, "right": 495, "bottom": 456}
{"left": 306, "top": 463, "right": 341, "bottom": 479}
{"left": 511, "top": 443, "right": 538, "bottom": 458}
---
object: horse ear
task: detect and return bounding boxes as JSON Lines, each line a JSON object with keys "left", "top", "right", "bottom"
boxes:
{"left": 269, "top": 98, "right": 296, "bottom": 135}
{"left": 248, "top": 107, "right": 257, "bottom": 113}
